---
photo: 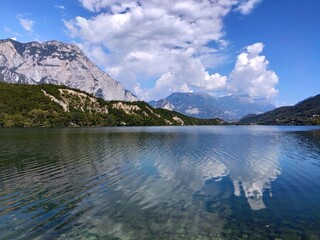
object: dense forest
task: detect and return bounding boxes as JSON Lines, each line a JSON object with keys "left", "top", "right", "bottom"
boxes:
{"left": 240, "top": 94, "right": 320, "bottom": 125}
{"left": 0, "top": 82, "right": 223, "bottom": 127}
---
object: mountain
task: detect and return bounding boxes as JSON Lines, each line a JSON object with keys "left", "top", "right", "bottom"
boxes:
{"left": 0, "top": 82, "right": 223, "bottom": 127}
{"left": 239, "top": 94, "right": 320, "bottom": 125}
{"left": 0, "top": 38, "right": 137, "bottom": 101}
{"left": 149, "top": 92, "right": 275, "bottom": 121}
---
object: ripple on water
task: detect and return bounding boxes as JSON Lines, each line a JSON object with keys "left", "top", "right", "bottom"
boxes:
{"left": 0, "top": 126, "right": 320, "bottom": 239}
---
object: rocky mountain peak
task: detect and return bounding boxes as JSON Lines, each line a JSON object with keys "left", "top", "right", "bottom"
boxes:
{"left": 0, "top": 39, "right": 137, "bottom": 101}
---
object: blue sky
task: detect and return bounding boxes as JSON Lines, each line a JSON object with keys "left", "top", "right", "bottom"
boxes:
{"left": 0, "top": 0, "right": 319, "bottom": 105}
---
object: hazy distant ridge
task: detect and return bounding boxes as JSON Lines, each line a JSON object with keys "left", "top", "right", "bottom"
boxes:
{"left": 149, "top": 92, "right": 276, "bottom": 121}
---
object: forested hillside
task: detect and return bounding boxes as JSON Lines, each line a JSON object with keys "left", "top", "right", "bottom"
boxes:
{"left": 0, "top": 82, "right": 223, "bottom": 127}
{"left": 240, "top": 94, "right": 320, "bottom": 125}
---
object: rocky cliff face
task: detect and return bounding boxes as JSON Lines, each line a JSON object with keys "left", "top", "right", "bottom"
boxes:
{"left": 0, "top": 39, "right": 137, "bottom": 101}
{"left": 149, "top": 92, "right": 276, "bottom": 121}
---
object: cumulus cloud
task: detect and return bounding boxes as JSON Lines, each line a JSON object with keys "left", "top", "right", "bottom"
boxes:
{"left": 17, "top": 15, "right": 35, "bottom": 32}
{"left": 66, "top": 0, "right": 265, "bottom": 100}
{"left": 228, "top": 43, "right": 279, "bottom": 99}
{"left": 136, "top": 58, "right": 228, "bottom": 100}
{"left": 236, "top": 0, "right": 262, "bottom": 15}
{"left": 79, "top": 0, "right": 113, "bottom": 12}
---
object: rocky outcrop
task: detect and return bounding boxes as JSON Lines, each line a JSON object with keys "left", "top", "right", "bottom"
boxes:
{"left": 0, "top": 38, "right": 137, "bottom": 101}
{"left": 42, "top": 88, "right": 109, "bottom": 114}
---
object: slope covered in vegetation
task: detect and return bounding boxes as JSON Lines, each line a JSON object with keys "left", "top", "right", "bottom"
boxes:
{"left": 0, "top": 82, "right": 223, "bottom": 127}
{"left": 240, "top": 94, "right": 320, "bottom": 125}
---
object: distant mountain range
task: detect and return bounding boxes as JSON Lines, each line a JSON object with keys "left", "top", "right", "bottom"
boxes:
{"left": 149, "top": 92, "right": 276, "bottom": 121}
{"left": 0, "top": 39, "right": 136, "bottom": 101}
{"left": 240, "top": 94, "right": 320, "bottom": 125}
{"left": 0, "top": 82, "right": 223, "bottom": 127}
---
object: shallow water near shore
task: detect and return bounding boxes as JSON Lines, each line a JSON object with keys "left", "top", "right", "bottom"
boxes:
{"left": 0, "top": 126, "right": 320, "bottom": 239}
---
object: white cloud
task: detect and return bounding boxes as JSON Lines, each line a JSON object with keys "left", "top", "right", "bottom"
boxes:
{"left": 66, "top": 0, "right": 265, "bottom": 100}
{"left": 236, "top": 0, "right": 262, "bottom": 15}
{"left": 228, "top": 43, "right": 279, "bottom": 99}
{"left": 78, "top": 0, "right": 111, "bottom": 12}
{"left": 137, "top": 57, "right": 228, "bottom": 100}
{"left": 17, "top": 15, "right": 35, "bottom": 32}
{"left": 54, "top": 5, "right": 66, "bottom": 10}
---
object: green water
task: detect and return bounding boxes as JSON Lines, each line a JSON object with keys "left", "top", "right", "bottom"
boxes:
{"left": 0, "top": 126, "right": 320, "bottom": 239}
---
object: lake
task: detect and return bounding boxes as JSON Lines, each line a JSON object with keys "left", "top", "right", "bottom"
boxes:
{"left": 0, "top": 126, "right": 320, "bottom": 239}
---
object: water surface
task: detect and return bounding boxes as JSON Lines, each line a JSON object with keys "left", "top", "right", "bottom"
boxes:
{"left": 0, "top": 126, "right": 320, "bottom": 239}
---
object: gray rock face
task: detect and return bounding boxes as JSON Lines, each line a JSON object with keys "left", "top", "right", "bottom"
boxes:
{"left": 149, "top": 92, "right": 276, "bottom": 121}
{"left": 0, "top": 39, "right": 137, "bottom": 101}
